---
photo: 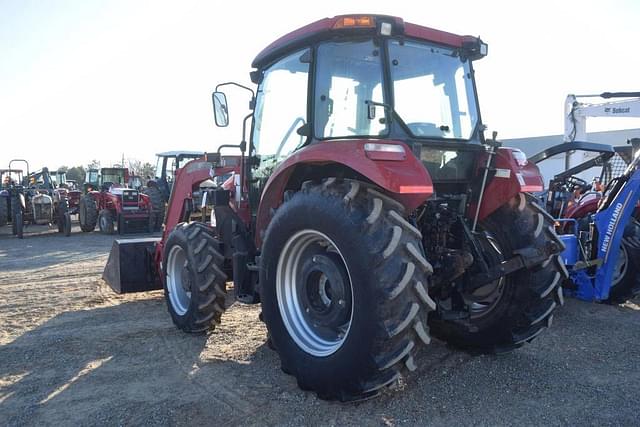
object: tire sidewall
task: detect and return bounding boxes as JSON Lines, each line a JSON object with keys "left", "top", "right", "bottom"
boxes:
{"left": 261, "top": 191, "right": 380, "bottom": 388}
{"left": 162, "top": 226, "right": 205, "bottom": 330}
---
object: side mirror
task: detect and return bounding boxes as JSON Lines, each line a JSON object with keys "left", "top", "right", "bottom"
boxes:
{"left": 212, "top": 91, "right": 229, "bottom": 127}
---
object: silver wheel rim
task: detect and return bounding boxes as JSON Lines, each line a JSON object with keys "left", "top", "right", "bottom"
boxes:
{"left": 465, "top": 235, "right": 506, "bottom": 319}
{"left": 276, "top": 229, "right": 353, "bottom": 357}
{"left": 612, "top": 244, "right": 629, "bottom": 288}
{"left": 167, "top": 245, "right": 190, "bottom": 315}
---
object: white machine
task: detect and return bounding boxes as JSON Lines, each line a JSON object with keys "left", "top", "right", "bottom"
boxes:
{"left": 565, "top": 92, "right": 640, "bottom": 143}
{"left": 562, "top": 92, "right": 640, "bottom": 176}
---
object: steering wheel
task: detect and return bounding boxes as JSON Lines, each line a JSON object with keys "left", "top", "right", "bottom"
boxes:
{"left": 565, "top": 176, "right": 590, "bottom": 193}
{"left": 274, "top": 117, "right": 306, "bottom": 159}
{"left": 406, "top": 122, "right": 447, "bottom": 137}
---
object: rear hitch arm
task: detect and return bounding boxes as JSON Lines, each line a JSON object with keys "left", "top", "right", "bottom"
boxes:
{"left": 464, "top": 242, "right": 562, "bottom": 292}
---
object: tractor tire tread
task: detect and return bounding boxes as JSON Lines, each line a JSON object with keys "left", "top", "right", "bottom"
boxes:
{"left": 79, "top": 195, "right": 98, "bottom": 232}
{"left": 163, "top": 222, "right": 227, "bottom": 333}
{"left": 262, "top": 178, "right": 434, "bottom": 402}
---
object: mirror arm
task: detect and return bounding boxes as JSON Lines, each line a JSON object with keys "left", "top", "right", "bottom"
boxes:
{"left": 215, "top": 112, "right": 253, "bottom": 203}
{"left": 215, "top": 82, "right": 255, "bottom": 99}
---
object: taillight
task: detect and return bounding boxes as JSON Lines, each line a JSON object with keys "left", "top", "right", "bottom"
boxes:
{"left": 364, "top": 143, "right": 406, "bottom": 161}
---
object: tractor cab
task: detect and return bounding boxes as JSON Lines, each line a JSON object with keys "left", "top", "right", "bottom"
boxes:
{"left": 27, "top": 167, "right": 55, "bottom": 193}
{"left": 84, "top": 168, "right": 100, "bottom": 192}
{"left": 99, "top": 167, "right": 128, "bottom": 191}
{"left": 85, "top": 167, "right": 129, "bottom": 192}
{"left": 154, "top": 151, "right": 204, "bottom": 200}
{"left": 51, "top": 170, "right": 73, "bottom": 189}
{"left": 0, "top": 169, "right": 23, "bottom": 189}
{"left": 214, "top": 15, "right": 489, "bottom": 204}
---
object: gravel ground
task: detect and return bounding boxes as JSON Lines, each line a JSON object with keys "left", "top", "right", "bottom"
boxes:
{"left": 1, "top": 224, "right": 639, "bottom": 426}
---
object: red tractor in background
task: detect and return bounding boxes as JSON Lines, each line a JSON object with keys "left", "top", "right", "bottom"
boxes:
{"left": 104, "top": 15, "right": 567, "bottom": 401}
{"left": 50, "top": 169, "right": 81, "bottom": 235}
{"left": 79, "top": 167, "right": 151, "bottom": 234}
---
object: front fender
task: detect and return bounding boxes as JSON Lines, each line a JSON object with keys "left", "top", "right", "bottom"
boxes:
{"left": 255, "top": 139, "right": 433, "bottom": 246}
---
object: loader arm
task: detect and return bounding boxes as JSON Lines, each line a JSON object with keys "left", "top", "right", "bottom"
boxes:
{"left": 591, "top": 168, "right": 640, "bottom": 300}
{"left": 162, "top": 159, "right": 213, "bottom": 242}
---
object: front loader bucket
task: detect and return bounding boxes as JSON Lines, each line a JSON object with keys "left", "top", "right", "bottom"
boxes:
{"left": 102, "top": 237, "right": 162, "bottom": 293}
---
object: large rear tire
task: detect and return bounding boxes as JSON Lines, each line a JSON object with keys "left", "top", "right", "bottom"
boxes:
{"left": 79, "top": 195, "right": 97, "bottom": 232}
{"left": 0, "top": 196, "right": 7, "bottom": 227}
{"left": 429, "top": 193, "right": 568, "bottom": 353}
{"left": 163, "top": 222, "right": 228, "bottom": 333}
{"left": 261, "top": 179, "right": 434, "bottom": 401}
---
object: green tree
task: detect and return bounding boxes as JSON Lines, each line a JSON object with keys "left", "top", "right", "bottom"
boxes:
{"left": 67, "top": 166, "right": 86, "bottom": 184}
{"left": 139, "top": 162, "right": 156, "bottom": 181}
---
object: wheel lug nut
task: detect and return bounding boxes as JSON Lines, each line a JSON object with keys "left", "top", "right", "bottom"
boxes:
{"left": 305, "top": 308, "right": 310, "bottom": 313}
{"left": 338, "top": 299, "right": 345, "bottom": 306}
{"left": 312, "top": 256, "right": 318, "bottom": 263}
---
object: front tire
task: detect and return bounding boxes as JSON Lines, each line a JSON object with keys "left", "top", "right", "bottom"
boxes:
{"left": 57, "top": 199, "right": 69, "bottom": 233}
{"left": 261, "top": 179, "right": 434, "bottom": 401}
{"left": 0, "top": 196, "right": 8, "bottom": 227}
{"left": 12, "top": 202, "right": 23, "bottom": 239}
{"left": 607, "top": 219, "right": 640, "bottom": 303}
{"left": 63, "top": 212, "right": 72, "bottom": 237}
{"left": 98, "top": 209, "right": 115, "bottom": 234}
{"left": 163, "top": 222, "right": 228, "bottom": 333}
{"left": 430, "top": 193, "right": 567, "bottom": 353}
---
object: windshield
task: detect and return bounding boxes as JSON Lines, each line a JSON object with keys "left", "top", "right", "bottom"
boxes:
{"left": 388, "top": 39, "right": 479, "bottom": 140}
{"left": 86, "top": 170, "right": 99, "bottom": 183}
{"left": 101, "top": 169, "right": 125, "bottom": 185}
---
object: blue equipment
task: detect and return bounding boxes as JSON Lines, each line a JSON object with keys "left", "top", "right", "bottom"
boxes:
{"left": 531, "top": 140, "right": 640, "bottom": 302}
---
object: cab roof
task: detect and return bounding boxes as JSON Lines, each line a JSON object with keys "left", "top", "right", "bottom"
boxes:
{"left": 252, "top": 14, "right": 477, "bottom": 69}
{"left": 156, "top": 151, "right": 204, "bottom": 157}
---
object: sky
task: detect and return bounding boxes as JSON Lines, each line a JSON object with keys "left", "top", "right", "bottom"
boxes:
{"left": 1, "top": 0, "right": 639, "bottom": 171}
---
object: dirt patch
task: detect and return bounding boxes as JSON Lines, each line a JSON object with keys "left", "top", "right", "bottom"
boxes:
{"left": 1, "top": 225, "right": 640, "bottom": 425}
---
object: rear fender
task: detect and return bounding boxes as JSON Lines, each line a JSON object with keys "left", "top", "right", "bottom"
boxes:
{"left": 468, "top": 147, "right": 544, "bottom": 221}
{"left": 563, "top": 196, "right": 600, "bottom": 220}
{"left": 255, "top": 139, "right": 433, "bottom": 247}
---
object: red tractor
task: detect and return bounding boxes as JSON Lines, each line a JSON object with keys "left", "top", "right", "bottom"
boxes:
{"left": 79, "top": 167, "right": 151, "bottom": 234}
{"left": 104, "top": 15, "right": 567, "bottom": 401}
